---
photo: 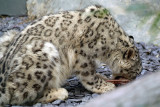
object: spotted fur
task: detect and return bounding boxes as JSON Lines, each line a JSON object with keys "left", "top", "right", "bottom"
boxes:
{"left": 0, "top": 5, "right": 142, "bottom": 106}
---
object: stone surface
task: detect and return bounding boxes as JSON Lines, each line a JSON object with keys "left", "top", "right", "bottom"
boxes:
{"left": 0, "top": 16, "right": 159, "bottom": 107}
{"left": 0, "top": 0, "right": 27, "bottom": 16}
{"left": 82, "top": 71, "right": 160, "bottom": 107}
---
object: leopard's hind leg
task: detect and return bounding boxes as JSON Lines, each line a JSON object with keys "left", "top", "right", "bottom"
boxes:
{"left": 0, "top": 41, "right": 65, "bottom": 106}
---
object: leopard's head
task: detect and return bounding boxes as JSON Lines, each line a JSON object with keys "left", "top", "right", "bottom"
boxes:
{"left": 111, "top": 47, "right": 142, "bottom": 80}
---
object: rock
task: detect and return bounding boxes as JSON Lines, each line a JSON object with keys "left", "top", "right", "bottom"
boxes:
{"left": 59, "top": 103, "right": 66, "bottom": 107}
{"left": 141, "top": 70, "right": 150, "bottom": 75}
{"left": 0, "top": 0, "right": 27, "bottom": 16}
{"left": 33, "top": 103, "right": 42, "bottom": 107}
{"left": 82, "top": 96, "right": 91, "bottom": 102}
{"left": 67, "top": 99, "right": 82, "bottom": 102}
{"left": 26, "top": 0, "right": 93, "bottom": 19}
{"left": 52, "top": 100, "right": 62, "bottom": 105}
{"left": 82, "top": 72, "right": 160, "bottom": 107}
{"left": 75, "top": 94, "right": 84, "bottom": 98}
{"left": 42, "top": 103, "right": 54, "bottom": 107}
{"left": 91, "top": 93, "right": 99, "bottom": 98}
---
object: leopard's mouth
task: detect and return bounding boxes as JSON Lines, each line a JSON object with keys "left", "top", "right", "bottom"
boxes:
{"left": 111, "top": 74, "right": 127, "bottom": 79}
{"left": 112, "top": 74, "right": 131, "bottom": 80}
{"left": 107, "top": 76, "right": 130, "bottom": 85}
{"left": 114, "top": 75, "right": 131, "bottom": 81}
{"left": 115, "top": 76, "right": 126, "bottom": 80}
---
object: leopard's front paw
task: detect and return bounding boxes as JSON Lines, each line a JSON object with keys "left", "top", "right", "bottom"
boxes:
{"left": 37, "top": 88, "right": 68, "bottom": 103}
{"left": 101, "top": 82, "right": 115, "bottom": 93}
{"left": 56, "top": 88, "right": 68, "bottom": 100}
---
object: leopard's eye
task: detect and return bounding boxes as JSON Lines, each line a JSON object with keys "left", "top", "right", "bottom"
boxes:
{"left": 129, "top": 35, "right": 134, "bottom": 40}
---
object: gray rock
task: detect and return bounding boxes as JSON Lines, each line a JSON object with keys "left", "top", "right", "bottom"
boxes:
{"left": 67, "top": 99, "right": 82, "bottom": 102}
{"left": 75, "top": 94, "right": 84, "bottom": 97}
{"left": 59, "top": 103, "right": 66, "bottom": 107}
{"left": 52, "top": 100, "right": 62, "bottom": 105}
{"left": 82, "top": 96, "right": 91, "bottom": 102}
{"left": 92, "top": 93, "right": 99, "bottom": 98}
{"left": 42, "top": 103, "right": 54, "bottom": 107}
{"left": 33, "top": 103, "right": 42, "bottom": 107}
{"left": 141, "top": 70, "right": 149, "bottom": 75}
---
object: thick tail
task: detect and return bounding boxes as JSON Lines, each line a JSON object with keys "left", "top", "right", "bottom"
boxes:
{"left": 0, "top": 30, "right": 20, "bottom": 59}
{"left": 0, "top": 30, "right": 19, "bottom": 106}
{"left": 0, "top": 81, "right": 10, "bottom": 106}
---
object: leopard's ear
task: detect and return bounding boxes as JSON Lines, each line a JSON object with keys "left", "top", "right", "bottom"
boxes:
{"left": 123, "top": 48, "right": 134, "bottom": 60}
{"left": 129, "top": 35, "right": 134, "bottom": 40}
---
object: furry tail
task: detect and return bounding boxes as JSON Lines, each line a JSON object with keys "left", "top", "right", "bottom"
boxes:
{"left": 0, "top": 30, "right": 20, "bottom": 59}
{"left": 0, "top": 30, "right": 19, "bottom": 106}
